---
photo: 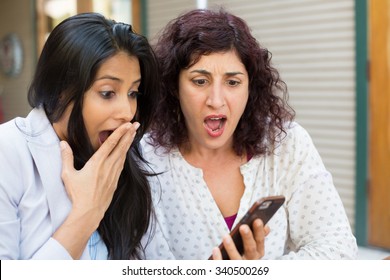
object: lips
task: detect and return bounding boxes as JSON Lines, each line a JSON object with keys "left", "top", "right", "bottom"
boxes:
{"left": 98, "top": 130, "right": 114, "bottom": 144}
{"left": 204, "top": 115, "right": 226, "bottom": 137}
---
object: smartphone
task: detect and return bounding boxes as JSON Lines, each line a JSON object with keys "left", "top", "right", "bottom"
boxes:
{"left": 209, "top": 195, "right": 285, "bottom": 260}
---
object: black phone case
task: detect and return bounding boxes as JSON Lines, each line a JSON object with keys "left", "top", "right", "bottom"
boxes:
{"left": 212, "top": 195, "right": 285, "bottom": 260}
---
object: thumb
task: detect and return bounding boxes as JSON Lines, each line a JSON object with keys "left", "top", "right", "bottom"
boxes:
{"left": 60, "top": 141, "right": 75, "bottom": 180}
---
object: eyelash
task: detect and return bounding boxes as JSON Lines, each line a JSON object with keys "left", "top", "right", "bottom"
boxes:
{"left": 128, "top": 91, "right": 142, "bottom": 98}
{"left": 192, "top": 79, "right": 241, "bottom": 87}
{"left": 227, "top": 80, "right": 241, "bottom": 86}
{"left": 193, "top": 79, "right": 207, "bottom": 86}
{"left": 99, "top": 91, "right": 141, "bottom": 99}
{"left": 100, "top": 91, "right": 115, "bottom": 99}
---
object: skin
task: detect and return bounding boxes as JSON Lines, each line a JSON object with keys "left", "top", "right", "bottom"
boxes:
{"left": 52, "top": 52, "right": 141, "bottom": 259}
{"left": 82, "top": 52, "right": 141, "bottom": 151}
{"left": 178, "top": 50, "right": 269, "bottom": 260}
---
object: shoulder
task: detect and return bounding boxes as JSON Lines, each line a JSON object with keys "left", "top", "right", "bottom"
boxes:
{"left": 276, "top": 122, "right": 327, "bottom": 175}
{"left": 0, "top": 118, "right": 31, "bottom": 201}
{"left": 0, "top": 117, "right": 28, "bottom": 154}
{"left": 0, "top": 108, "right": 55, "bottom": 174}
{"left": 140, "top": 134, "right": 171, "bottom": 159}
{"left": 278, "top": 122, "right": 315, "bottom": 151}
{"left": 140, "top": 134, "right": 172, "bottom": 171}
{"left": 140, "top": 133, "right": 157, "bottom": 155}
{"left": 285, "top": 122, "right": 312, "bottom": 141}
{"left": 267, "top": 122, "right": 321, "bottom": 167}
{"left": 0, "top": 108, "right": 52, "bottom": 147}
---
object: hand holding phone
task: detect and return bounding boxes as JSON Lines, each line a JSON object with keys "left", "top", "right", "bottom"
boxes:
{"left": 210, "top": 195, "right": 285, "bottom": 260}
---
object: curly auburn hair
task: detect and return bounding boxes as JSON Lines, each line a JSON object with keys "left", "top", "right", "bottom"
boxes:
{"left": 150, "top": 8, "right": 295, "bottom": 156}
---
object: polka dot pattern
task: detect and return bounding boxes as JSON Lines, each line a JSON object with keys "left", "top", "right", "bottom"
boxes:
{"left": 140, "top": 123, "right": 358, "bottom": 259}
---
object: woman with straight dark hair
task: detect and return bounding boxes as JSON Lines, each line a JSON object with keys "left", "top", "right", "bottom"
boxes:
{"left": 141, "top": 8, "right": 357, "bottom": 260}
{"left": 0, "top": 13, "right": 159, "bottom": 259}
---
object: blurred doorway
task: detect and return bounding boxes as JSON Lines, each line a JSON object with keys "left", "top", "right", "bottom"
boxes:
{"left": 35, "top": 0, "right": 141, "bottom": 55}
{"left": 368, "top": 0, "right": 390, "bottom": 249}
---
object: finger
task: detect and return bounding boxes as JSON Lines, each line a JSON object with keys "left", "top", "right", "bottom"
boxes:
{"left": 60, "top": 141, "right": 77, "bottom": 201}
{"left": 91, "top": 122, "right": 132, "bottom": 161}
{"left": 98, "top": 122, "right": 139, "bottom": 186}
{"left": 252, "top": 219, "right": 266, "bottom": 257}
{"left": 98, "top": 130, "right": 134, "bottom": 190}
{"left": 103, "top": 125, "right": 139, "bottom": 179}
{"left": 210, "top": 247, "right": 222, "bottom": 260}
{"left": 107, "top": 122, "right": 139, "bottom": 162}
{"left": 239, "top": 224, "right": 260, "bottom": 259}
{"left": 253, "top": 219, "right": 266, "bottom": 239}
{"left": 222, "top": 235, "right": 242, "bottom": 260}
{"left": 264, "top": 225, "right": 271, "bottom": 236}
{"left": 60, "top": 141, "right": 75, "bottom": 182}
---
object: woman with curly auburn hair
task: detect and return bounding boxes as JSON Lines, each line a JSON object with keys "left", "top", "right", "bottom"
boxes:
{"left": 141, "top": 8, "right": 357, "bottom": 260}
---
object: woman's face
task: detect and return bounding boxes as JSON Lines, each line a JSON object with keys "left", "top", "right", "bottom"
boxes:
{"left": 83, "top": 52, "right": 141, "bottom": 151}
{"left": 54, "top": 51, "right": 141, "bottom": 151}
{"left": 178, "top": 50, "right": 249, "bottom": 152}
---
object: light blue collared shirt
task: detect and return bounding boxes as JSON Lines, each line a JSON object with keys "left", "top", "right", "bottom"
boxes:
{"left": 88, "top": 231, "right": 108, "bottom": 260}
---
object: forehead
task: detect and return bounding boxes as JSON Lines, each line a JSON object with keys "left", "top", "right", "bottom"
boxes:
{"left": 98, "top": 52, "right": 138, "bottom": 70}
{"left": 94, "top": 52, "right": 140, "bottom": 80}
{"left": 186, "top": 50, "right": 246, "bottom": 73}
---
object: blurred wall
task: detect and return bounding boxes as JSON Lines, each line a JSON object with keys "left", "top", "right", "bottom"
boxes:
{"left": 0, "top": 0, "right": 36, "bottom": 122}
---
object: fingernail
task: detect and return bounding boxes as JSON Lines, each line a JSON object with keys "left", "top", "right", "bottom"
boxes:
{"left": 133, "top": 122, "right": 141, "bottom": 130}
{"left": 60, "top": 141, "right": 67, "bottom": 151}
{"left": 255, "top": 219, "right": 263, "bottom": 227}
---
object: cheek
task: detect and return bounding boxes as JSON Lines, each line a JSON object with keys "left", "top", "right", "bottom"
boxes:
{"left": 241, "top": 95, "right": 249, "bottom": 113}
{"left": 232, "top": 93, "right": 249, "bottom": 119}
{"left": 82, "top": 96, "right": 100, "bottom": 123}
{"left": 131, "top": 99, "right": 138, "bottom": 117}
{"left": 83, "top": 108, "right": 101, "bottom": 130}
{"left": 180, "top": 96, "right": 198, "bottom": 121}
{"left": 82, "top": 115, "right": 99, "bottom": 148}
{"left": 82, "top": 104, "right": 109, "bottom": 144}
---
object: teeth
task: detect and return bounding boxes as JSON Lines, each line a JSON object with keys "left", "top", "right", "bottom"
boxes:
{"left": 209, "top": 117, "right": 222, "bottom": 120}
{"left": 211, "top": 120, "right": 224, "bottom": 132}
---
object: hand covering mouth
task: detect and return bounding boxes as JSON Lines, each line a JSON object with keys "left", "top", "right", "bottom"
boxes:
{"left": 99, "top": 130, "right": 114, "bottom": 144}
{"left": 204, "top": 116, "right": 226, "bottom": 132}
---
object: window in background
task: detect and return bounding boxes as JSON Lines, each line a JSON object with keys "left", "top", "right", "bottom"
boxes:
{"left": 93, "top": 0, "right": 132, "bottom": 25}
{"left": 36, "top": 0, "right": 139, "bottom": 56}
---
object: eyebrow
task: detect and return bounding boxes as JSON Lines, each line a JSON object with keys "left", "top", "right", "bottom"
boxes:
{"left": 189, "top": 69, "right": 245, "bottom": 76}
{"left": 95, "top": 75, "right": 141, "bottom": 85}
{"left": 96, "top": 75, "right": 121, "bottom": 82}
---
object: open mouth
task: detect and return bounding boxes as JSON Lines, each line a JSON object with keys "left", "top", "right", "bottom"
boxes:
{"left": 98, "top": 130, "right": 114, "bottom": 144}
{"left": 204, "top": 117, "right": 226, "bottom": 132}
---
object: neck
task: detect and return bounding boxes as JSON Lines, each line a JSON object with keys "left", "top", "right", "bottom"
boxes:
{"left": 179, "top": 143, "right": 245, "bottom": 169}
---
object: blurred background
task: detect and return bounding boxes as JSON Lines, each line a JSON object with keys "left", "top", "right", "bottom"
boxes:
{"left": 0, "top": 0, "right": 389, "bottom": 259}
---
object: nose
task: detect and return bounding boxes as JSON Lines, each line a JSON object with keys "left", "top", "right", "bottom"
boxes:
{"left": 206, "top": 83, "right": 225, "bottom": 108}
{"left": 116, "top": 96, "right": 136, "bottom": 122}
